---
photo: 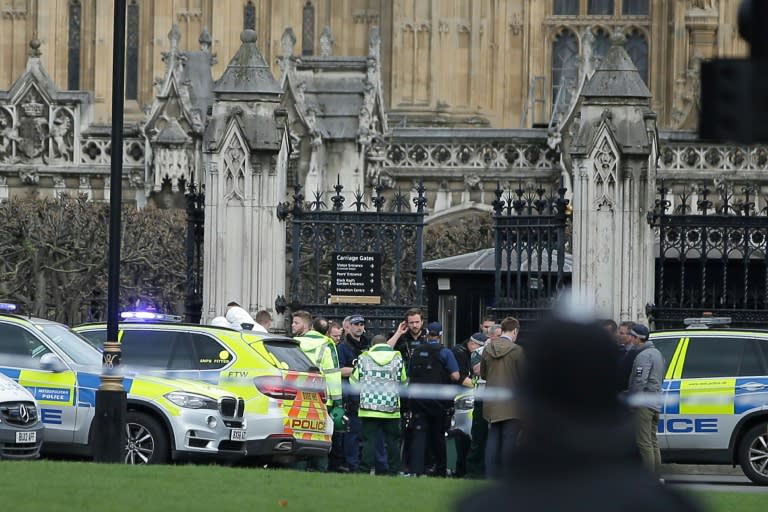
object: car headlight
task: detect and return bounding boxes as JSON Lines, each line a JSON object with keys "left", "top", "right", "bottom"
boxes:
{"left": 164, "top": 391, "right": 218, "bottom": 410}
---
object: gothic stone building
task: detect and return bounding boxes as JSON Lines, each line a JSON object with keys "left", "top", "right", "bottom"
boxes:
{"left": 1, "top": 0, "right": 767, "bottom": 334}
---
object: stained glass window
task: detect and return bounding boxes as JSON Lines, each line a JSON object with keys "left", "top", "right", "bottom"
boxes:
{"left": 625, "top": 28, "right": 649, "bottom": 84}
{"left": 302, "top": 1, "right": 314, "bottom": 56}
{"left": 588, "top": 0, "right": 614, "bottom": 15}
{"left": 623, "top": 0, "right": 649, "bottom": 15}
{"left": 553, "top": 0, "right": 578, "bottom": 15}
{"left": 68, "top": 0, "right": 81, "bottom": 91}
{"left": 551, "top": 28, "right": 579, "bottom": 105}
{"left": 244, "top": 1, "right": 256, "bottom": 31}
{"left": 126, "top": 0, "right": 140, "bottom": 100}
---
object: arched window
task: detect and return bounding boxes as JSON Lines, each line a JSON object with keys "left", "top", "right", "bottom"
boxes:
{"left": 553, "top": 0, "right": 578, "bottom": 15}
{"left": 244, "top": 1, "right": 256, "bottom": 31}
{"left": 126, "top": 0, "right": 140, "bottom": 100}
{"left": 588, "top": 0, "right": 613, "bottom": 15}
{"left": 551, "top": 28, "right": 579, "bottom": 105}
{"left": 68, "top": 0, "right": 81, "bottom": 91}
{"left": 623, "top": 0, "right": 649, "bottom": 15}
{"left": 302, "top": 1, "right": 314, "bottom": 56}
{"left": 625, "top": 28, "right": 648, "bottom": 84}
{"left": 592, "top": 26, "right": 611, "bottom": 63}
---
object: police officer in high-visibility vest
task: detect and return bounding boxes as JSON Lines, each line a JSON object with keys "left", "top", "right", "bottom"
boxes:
{"left": 351, "top": 334, "right": 407, "bottom": 475}
{"left": 292, "top": 311, "right": 344, "bottom": 471}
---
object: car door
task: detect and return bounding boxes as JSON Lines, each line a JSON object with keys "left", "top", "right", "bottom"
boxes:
{"left": 663, "top": 334, "right": 746, "bottom": 451}
{"left": 0, "top": 321, "right": 77, "bottom": 443}
{"left": 119, "top": 328, "right": 201, "bottom": 380}
{"left": 652, "top": 334, "right": 683, "bottom": 450}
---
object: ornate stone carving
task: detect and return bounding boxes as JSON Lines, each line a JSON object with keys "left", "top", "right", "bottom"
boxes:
{"left": 17, "top": 87, "right": 49, "bottom": 163}
{"left": 382, "top": 141, "right": 557, "bottom": 171}
{"left": 509, "top": 12, "right": 523, "bottom": 35}
{"left": 223, "top": 139, "right": 246, "bottom": 202}
{"left": 689, "top": 0, "right": 716, "bottom": 11}
{"left": 0, "top": 108, "right": 20, "bottom": 163}
{"left": 47, "top": 109, "right": 75, "bottom": 163}
{"left": 593, "top": 138, "right": 617, "bottom": 211}
{"left": 670, "top": 54, "right": 702, "bottom": 129}
{"left": 19, "top": 169, "right": 39, "bottom": 185}
{"left": 319, "top": 26, "right": 334, "bottom": 57}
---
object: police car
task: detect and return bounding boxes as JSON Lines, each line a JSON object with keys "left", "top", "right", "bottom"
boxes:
{"left": 0, "top": 305, "right": 247, "bottom": 464}
{"left": 0, "top": 371, "right": 44, "bottom": 459}
{"left": 74, "top": 315, "right": 332, "bottom": 463}
{"left": 653, "top": 323, "right": 768, "bottom": 485}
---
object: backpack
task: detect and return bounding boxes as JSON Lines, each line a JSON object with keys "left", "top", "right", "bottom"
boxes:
{"left": 408, "top": 343, "right": 450, "bottom": 385}
{"left": 357, "top": 353, "right": 402, "bottom": 413}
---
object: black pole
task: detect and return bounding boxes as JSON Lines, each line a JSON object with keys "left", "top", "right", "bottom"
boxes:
{"left": 94, "top": 0, "right": 127, "bottom": 463}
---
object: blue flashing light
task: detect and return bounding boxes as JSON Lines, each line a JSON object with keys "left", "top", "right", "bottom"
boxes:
{"left": 120, "top": 311, "right": 182, "bottom": 323}
{"left": 0, "top": 302, "right": 18, "bottom": 312}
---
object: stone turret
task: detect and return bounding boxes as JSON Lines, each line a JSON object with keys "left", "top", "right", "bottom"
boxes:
{"left": 201, "top": 29, "right": 289, "bottom": 325}
{"left": 561, "top": 32, "right": 658, "bottom": 323}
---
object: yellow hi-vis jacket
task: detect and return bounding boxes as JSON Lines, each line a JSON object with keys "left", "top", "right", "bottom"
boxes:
{"left": 350, "top": 344, "right": 407, "bottom": 419}
{"left": 295, "top": 330, "right": 342, "bottom": 405}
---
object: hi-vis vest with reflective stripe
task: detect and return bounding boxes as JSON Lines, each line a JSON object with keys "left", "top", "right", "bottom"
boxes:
{"left": 357, "top": 352, "right": 403, "bottom": 413}
{"left": 296, "top": 331, "right": 342, "bottom": 404}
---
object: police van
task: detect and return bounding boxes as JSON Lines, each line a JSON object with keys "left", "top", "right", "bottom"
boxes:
{"left": 0, "top": 305, "right": 247, "bottom": 464}
{"left": 653, "top": 323, "right": 768, "bottom": 485}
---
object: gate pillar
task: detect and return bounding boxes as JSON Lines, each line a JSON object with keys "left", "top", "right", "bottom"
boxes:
{"left": 561, "top": 33, "right": 658, "bottom": 323}
{"left": 201, "top": 30, "right": 289, "bottom": 324}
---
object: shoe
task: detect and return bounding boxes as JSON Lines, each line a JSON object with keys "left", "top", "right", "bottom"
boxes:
{"left": 335, "top": 465, "right": 351, "bottom": 473}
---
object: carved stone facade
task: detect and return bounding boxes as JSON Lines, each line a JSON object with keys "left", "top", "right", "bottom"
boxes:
{"left": 0, "top": 1, "right": 748, "bottom": 129}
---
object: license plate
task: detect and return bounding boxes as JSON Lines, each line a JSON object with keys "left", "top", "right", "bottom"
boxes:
{"left": 301, "top": 392, "right": 319, "bottom": 402}
{"left": 16, "top": 431, "right": 36, "bottom": 443}
{"left": 230, "top": 429, "right": 247, "bottom": 441}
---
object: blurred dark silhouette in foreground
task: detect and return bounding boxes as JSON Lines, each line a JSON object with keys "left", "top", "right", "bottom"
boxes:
{"left": 454, "top": 316, "right": 704, "bottom": 512}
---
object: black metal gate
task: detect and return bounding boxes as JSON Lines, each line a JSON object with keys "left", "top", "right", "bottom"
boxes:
{"left": 277, "top": 181, "right": 427, "bottom": 334}
{"left": 184, "top": 183, "right": 205, "bottom": 323}
{"left": 647, "top": 181, "right": 768, "bottom": 328}
{"left": 489, "top": 184, "right": 569, "bottom": 325}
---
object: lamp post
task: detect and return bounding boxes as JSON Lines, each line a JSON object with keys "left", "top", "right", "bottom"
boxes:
{"left": 93, "top": 0, "right": 127, "bottom": 462}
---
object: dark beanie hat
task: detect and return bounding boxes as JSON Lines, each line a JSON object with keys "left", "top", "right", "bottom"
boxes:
{"left": 521, "top": 319, "right": 623, "bottom": 418}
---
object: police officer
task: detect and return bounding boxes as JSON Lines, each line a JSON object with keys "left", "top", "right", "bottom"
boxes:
{"left": 626, "top": 323, "right": 665, "bottom": 476}
{"left": 407, "top": 321, "right": 462, "bottom": 477}
{"left": 337, "top": 314, "right": 371, "bottom": 471}
{"left": 292, "top": 311, "right": 344, "bottom": 472}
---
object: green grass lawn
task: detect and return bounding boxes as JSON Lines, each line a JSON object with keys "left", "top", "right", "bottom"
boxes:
{"left": 0, "top": 460, "right": 763, "bottom": 512}
{"left": 0, "top": 460, "right": 480, "bottom": 512}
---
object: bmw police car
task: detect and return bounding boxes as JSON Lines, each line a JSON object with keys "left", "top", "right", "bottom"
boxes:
{"left": 0, "top": 371, "right": 44, "bottom": 459}
{"left": 74, "top": 314, "right": 332, "bottom": 463}
{"left": 653, "top": 325, "right": 768, "bottom": 485}
{"left": 0, "top": 305, "right": 247, "bottom": 464}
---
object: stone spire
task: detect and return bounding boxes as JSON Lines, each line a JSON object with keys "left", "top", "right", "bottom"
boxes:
{"left": 214, "top": 29, "right": 281, "bottom": 96}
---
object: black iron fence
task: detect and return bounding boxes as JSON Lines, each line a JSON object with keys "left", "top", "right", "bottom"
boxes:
{"left": 647, "top": 181, "right": 768, "bottom": 329}
{"left": 184, "top": 183, "right": 205, "bottom": 323}
{"left": 276, "top": 180, "right": 427, "bottom": 335}
{"left": 488, "top": 183, "right": 570, "bottom": 325}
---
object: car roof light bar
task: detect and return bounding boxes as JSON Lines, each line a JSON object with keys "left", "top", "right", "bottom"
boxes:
{"left": 0, "top": 302, "right": 18, "bottom": 312}
{"left": 120, "top": 311, "right": 182, "bottom": 323}
{"left": 683, "top": 316, "right": 732, "bottom": 328}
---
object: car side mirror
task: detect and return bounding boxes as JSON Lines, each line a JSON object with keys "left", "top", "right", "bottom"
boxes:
{"left": 40, "top": 353, "right": 67, "bottom": 373}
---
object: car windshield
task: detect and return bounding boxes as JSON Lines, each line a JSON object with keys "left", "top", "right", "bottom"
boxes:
{"left": 33, "top": 322, "right": 102, "bottom": 366}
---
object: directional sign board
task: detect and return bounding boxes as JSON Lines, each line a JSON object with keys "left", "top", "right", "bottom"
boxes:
{"left": 330, "top": 252, "right": 381, "bottom": 304}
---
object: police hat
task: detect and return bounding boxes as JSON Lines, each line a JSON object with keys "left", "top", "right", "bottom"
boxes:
{"left": 427, "top": 321, "right": 443, "bottom": 335}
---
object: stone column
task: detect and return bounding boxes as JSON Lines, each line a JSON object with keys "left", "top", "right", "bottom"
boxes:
{"left": 561, "top": 34, "right": 658, "bottom": 324}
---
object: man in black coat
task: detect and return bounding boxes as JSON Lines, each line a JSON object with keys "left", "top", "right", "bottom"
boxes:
{"left": 455, "top": 316, "right": 703, "bottom": 512}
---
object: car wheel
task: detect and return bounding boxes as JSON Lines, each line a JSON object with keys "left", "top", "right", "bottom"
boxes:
{"left": 125, "top": 411, "right": 169, "bottom": 465}
{"left": 737, "top": 422, "right": 768, "bottom": 485}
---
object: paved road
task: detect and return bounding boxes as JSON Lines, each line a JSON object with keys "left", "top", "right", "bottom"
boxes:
{"left": 664, "top": 474, "right": 768, "bottom": 494}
